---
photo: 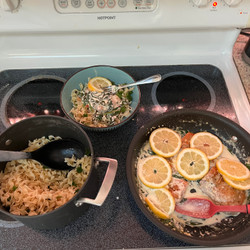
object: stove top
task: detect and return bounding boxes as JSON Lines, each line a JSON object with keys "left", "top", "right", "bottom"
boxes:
{"left": 0, "top": 65, "right": 237, "bottom": 130}
{"left": 0, "top": 65, "right": 249, "bottom": 249}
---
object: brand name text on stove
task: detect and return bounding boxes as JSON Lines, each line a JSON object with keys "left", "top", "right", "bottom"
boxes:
{"left": 97, "top": 16, "right": 116, "bottom": 20}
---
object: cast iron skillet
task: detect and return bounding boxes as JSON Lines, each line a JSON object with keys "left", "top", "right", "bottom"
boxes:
{"left": 126, "top": 109, "right": 250, "bottom": 246}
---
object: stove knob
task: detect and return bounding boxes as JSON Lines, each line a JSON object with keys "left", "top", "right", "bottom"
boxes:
{"left": 191, "top": 0, "right": 209, "bottom": 7}
{"left": 1, "top": 0, "right": 21, "bottom": 12}
{"left": 222, "top": 0, "right": 242, "bottom": 6}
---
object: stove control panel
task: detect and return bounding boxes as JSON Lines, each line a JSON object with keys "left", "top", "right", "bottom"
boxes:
{"left": 0, "top": 0, "right": 249, "bottom": 32}
{"left": 54, "top": 0, "right": 157, "bottom": 13}
{"left": 190, "top": 0, "right": 243, "bottom": 7}
{"left": 223, "top": 0, "right": 243, "bottom": 6}
{"left": 191, "top": 0, "right": 210, "bottom": 7}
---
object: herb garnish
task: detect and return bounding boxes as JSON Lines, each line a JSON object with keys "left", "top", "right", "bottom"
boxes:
{"left": 77, "top": 166, "right": 83, "bottom": 173}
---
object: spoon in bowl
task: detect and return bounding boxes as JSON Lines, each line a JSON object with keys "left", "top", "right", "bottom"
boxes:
{"left": 0, "top": 139, "right": 87, "bottom": 170}
{"left": 175, "top": 197, "right": 250, "bottom": 219}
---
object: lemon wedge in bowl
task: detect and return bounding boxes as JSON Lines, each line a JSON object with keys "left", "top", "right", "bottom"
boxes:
{"left": 87, "top": 77, "right": 112, "bottom": 92}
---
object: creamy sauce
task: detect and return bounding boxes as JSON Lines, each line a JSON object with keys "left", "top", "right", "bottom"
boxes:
{"left": 87, "top": 91, "right": 121, "bottom": 113}
{"left": 136, "top": 139, "right": 248, "bottom": 231}
{"left": 71, "top": 83, "right": 133, "bottom": 127}
{"left": 219, "top": 145, "right": 240, "bottom": 161}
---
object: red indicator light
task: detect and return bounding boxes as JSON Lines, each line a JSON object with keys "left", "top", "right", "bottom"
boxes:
{"left": 213, "top": 2, "right": 218, "bottom": 7}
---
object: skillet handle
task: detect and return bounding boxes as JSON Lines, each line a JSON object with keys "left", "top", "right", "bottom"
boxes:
{"left": 74, "top": 157, "right": 117, "bottom": 207}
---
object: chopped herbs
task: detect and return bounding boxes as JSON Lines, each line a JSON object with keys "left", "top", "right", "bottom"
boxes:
{"left": 126, "top": 91, "right": 133, "bottom": 102}
{"left": 77, "top": 166, "right": 83, "bottom": 173}
{"left": 120, "top": 105, "right": 126, "bottom": 113}
{"left": 70, "top": 82, "right": 133, "bottom": 127}
{"left": 116, "top": 91, "right": 122, "bottom": 99}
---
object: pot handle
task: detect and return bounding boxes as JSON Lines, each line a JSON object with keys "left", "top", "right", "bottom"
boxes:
{"left": 74, "top": 157, "right": 117, "bottom": 207}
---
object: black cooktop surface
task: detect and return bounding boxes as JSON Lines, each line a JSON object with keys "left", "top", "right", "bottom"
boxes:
{"left": 0, "top": 65, "right": 248, "bottom": 249}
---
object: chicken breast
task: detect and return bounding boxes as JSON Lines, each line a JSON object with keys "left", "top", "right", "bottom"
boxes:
{"left": 168, "top": 177, "right": 189, "bottom": 203}
{"left": 199, "top": 167, "right": 246, "bottom": 206}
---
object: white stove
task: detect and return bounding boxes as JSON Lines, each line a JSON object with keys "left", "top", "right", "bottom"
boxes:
{"left": 0, "top": 0, "right": 250, "bottom": 249}
{"left": 0, "top": 0, "right": 249, "bottom": 132}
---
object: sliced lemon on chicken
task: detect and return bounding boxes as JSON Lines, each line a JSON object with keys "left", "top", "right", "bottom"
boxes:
{"left": 145, "top": 188, "right": 175, "bottom": 219}
{"left": 149, "top": 128, "right": 182, "bottom": 158}
{"left": 190, "top": 132, "right": 223, "bottom": 160}
{"left": 216, "top": 158, "right": 250, "bottom": 181}
{"left": 223, "top": 175, "right": 250, "bottom": 190}
{"left": 87, "top": 77, "right": 112, "bottom": 92}
{"left": 138, "top": 155, "right": 172, "bottom": 188}
{"left": 176, "top": 148, "right": 209, "bottom": 180}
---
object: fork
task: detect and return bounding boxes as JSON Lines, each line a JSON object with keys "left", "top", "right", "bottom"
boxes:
{"left": 102, "top": 74, "right": 162, "bottom": 93}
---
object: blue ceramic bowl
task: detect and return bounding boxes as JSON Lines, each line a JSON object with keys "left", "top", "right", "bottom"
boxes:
{"left": 60, "top": 65, "right": 141, "bottom": 131}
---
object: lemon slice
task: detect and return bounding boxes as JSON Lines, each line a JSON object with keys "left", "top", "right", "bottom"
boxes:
{"left": 87, "top": 77, "right": 112, "bottom": 92}
{"left": 216, "top": 158, "right": 250, "bottom": 181}
{"left": 149, "top": 128, "right": 182, "bottom": 158}
{"left": 190, "top": 132, "right": 223, "bottom": 160}
{"left": 223, "top": 175, "right": 250, "bottom": 190}
{"left": 145, "top": 188, "right": 175, "bottom": 219}
{"left": 176, "top": 148, "right": 209, "bottom": 180}
{"left": 138, "top": 155, "right": 172, "bottom": 188}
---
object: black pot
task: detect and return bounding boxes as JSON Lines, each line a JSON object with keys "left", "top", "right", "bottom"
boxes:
{"left": 126, "top": 109, "right": 250, "bottom": 246}
{"left": 0, "top": 115, "right": 117, "bottom": 229}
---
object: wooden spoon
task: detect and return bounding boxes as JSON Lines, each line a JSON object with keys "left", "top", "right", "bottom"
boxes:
{"left": 175, "top": 197, "right": 250, "bottom": 219}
